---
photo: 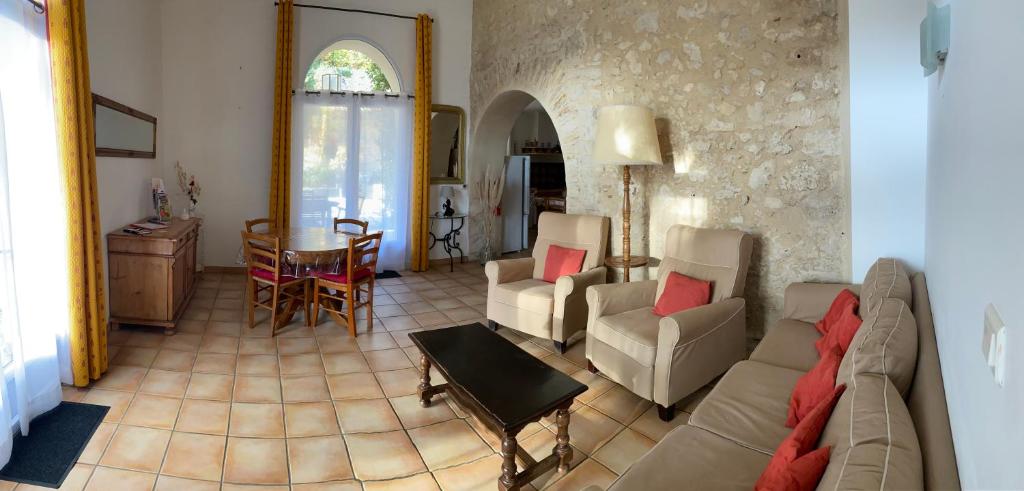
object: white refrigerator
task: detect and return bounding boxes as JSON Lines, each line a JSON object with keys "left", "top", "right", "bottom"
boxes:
{"left": 502, "top": 155, "right": 530, "bottom": 253}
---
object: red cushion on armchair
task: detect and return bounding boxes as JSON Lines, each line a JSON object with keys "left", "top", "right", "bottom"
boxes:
{"left": 652, "top": 272, "right": 711, "bottom": 317}
{"left": 542, "top": 245, "right": 586, "bottom": 283}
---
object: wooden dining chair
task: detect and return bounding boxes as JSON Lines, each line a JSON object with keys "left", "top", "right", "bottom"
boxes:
{"left": 241, "top": 231, "right": 309, "bottom": 335}
{"left": 245, "top": 218, "right": 274, "bottom": 233}
{"left": 311, "top": 231, "right": 382, "bottom": 337}
{"left": 333, "top": 218, "right": 369, "bottom": 234}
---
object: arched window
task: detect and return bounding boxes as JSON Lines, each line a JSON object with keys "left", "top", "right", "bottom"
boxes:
{"left": 304, "top": 40, "right": 401, "bottom": 93}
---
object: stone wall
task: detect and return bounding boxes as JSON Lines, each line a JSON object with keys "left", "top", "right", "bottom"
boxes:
{"left": 470, "top": 0, "right": 849, "bottom": 334}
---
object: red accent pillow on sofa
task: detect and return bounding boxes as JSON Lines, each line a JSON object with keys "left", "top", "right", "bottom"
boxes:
{"left": 542, "top": 245, "right": 587, "bottom": 283}
{"left": 814, "top": 305, "right": 863, "bottom": 356}
{"left": 815, "top": 289, "right": 859, "bottom": 335}
{"left": 786, "top": 345, "right": 844, "bottom": 427}
{"left": 652, "top": 272, "right": 711, "bottom": 317}
{"left": 755, "top": 385, "right": 846, "bottom": 491}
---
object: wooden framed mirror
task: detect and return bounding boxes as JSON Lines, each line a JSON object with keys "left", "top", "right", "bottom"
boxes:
{"left": 93, "top": 93, "right": 157, "bottom": 158}
{"left": 429, "top": 104, "right": 465, "bottom": 184}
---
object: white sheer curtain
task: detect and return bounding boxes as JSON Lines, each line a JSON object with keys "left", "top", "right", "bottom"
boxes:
{"left": 0, "top": 0, "right": 68, "bottom": 466}
{"left": 293, "top": 93, "right": 413, "bottom": 271}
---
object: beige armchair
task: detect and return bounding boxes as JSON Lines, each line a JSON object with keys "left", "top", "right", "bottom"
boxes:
{"left": 485, "top": 212, "right": 610, "bottom": 353}
{"left": 585, "top": 225, "right": 752, "bottom": 421}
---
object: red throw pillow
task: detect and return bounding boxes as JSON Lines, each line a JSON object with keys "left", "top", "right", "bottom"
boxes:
{"left": 756, "top": 385, "right": 846, "bottom": 491}
{"left": 542, "top": 245, "right": 586, "bottom": 283}
{"left": 786, "top": 345, "right": 843, "bottom": 427}
{"left": 652, "top": 272, "right": 712, "bottom": 317}
{"left": 756, "top": 447, "right": 832, "bottom": 491}
{"left": 814, "top": 304, "right": 863, "bottom": 356}
{"left": 815, "top": 289, "right": 859, "bottom": 335}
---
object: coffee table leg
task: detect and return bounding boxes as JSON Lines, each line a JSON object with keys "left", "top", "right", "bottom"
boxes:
{"left": 555, "top": 407, "right": 572, "bottom": 472}
{"left": 499, "top": 433, "right": 519, "bottom": 490}
{"left": 418, "top": 354, "right": 432, "bottom": 407}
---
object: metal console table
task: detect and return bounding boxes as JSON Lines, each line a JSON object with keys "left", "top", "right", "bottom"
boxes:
{"left": 429, "top": 214, "right": 466, "bottom": 272}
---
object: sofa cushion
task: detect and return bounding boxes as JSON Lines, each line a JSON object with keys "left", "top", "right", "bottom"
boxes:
{"left": 815, "top": 288, "right": 859, "bottom": 335}
{"left": 819, "top": 373, "right": 923, "bottom": 490}
{"left": 749, "top": 319, "right": 821, "bottom": 372}
{"left": 814, "top": 301, "right": 863, "bottom": 355}
{"left": 591, "top": 307, "right": 662, "bottom": 367}
{"left": 490, "top": 279, "right": 555, "bottom": 315}
{"left": 758, "top": 385, "right": 846, "bottom": 490}
{"left": 838, "top": 297, "right": 919, "bottom": 396}
{"left": 652, "top": 271, "right": 710, "bottom": 317}
{"left": 606, "top": 425, "right": 770, "bottom": 491}
{"left": 859, "top": 258, "right": 912, "bottom": 315}
{"left": 786, "top": 345, "right": 843, "bottom": 427}
{"left": 657, "top": 225, "right": 753, "bottom": 303}
{"left": 542, "top": 244, "right": 586, "bottom": 283}
{"left": 689, "top": 360, "right": 804, "bottom": 454}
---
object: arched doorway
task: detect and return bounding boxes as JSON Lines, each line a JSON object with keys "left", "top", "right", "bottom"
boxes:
{"left": 470, "top": 91, "right": 565, "bottom": 258}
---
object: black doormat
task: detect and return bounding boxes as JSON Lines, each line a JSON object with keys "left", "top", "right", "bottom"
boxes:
{"left": 376, "top": 270, "right": 402, "bottom": 279}
{"left": 0, "top": 401, "right": 108, "bottom": 488}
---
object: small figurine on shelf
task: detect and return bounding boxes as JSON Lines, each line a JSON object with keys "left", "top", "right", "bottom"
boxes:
{"left": 440, "top": 186, "right": 457, "bottom": 217}
{"left": 175, "top": 161, "right": 202, "bottom": 218}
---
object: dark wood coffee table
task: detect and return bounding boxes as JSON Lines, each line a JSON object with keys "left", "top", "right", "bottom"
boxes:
{"left": 409, "top": 323, "right": 588, "bottom": 491}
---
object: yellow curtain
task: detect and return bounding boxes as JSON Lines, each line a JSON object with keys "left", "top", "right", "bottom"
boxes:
{"left": 47, "top": 0, "right": 107, "bottom": 387}
{"left": 410, "top": 14, "right": 433, "bottom": 271}
{"left": 269, "top": 0, "right": 295, "bottom": 231}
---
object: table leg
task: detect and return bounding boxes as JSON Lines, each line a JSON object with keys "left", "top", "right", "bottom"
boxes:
{"left": 499, "top": 433, "right": 519, "bottom": 491}
{"left": 554, "top": 407, "right": 572, "bottom": 472}
{"left": 418, "top": 354, "right": 433, "bottom": 407}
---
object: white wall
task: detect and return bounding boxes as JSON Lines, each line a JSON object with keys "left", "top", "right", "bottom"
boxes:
{"left": 157, "top": 0, "right": 472, "bottom": 266}
{"left": 86, "top": 0, "right": 163, "bottom": 308}
{"left": 926, "top": 1, "right": 1024, "bottom": 487}
{"left": 846, "top": 0, "right": 928, "bottom": 279}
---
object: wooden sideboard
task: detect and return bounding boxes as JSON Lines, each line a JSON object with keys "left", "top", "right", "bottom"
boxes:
{"left": 107, "top": 218, "right": 200, "bottom": 335}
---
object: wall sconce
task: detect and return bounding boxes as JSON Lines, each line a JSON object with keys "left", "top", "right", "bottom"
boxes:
{"left": 920, "top": 2, "right": 950, "bottom": 76}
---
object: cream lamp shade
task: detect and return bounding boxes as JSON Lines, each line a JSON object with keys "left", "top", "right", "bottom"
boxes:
{"left": 592, "top": 105, "right": 663, "bottom": 166}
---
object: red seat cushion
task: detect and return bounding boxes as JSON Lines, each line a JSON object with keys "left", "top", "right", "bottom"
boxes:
{"left": 815, "top": 289, "right": 859, "bottom": 335}
{"left": 814, "top": 303, "right": 863, "bottom": 356}
{"left": 786, "top": 345, "right": 843, "bottom": 427}
{"left": 249, "top": 268, "right": 299, "bottom": 283}
{"left": 315, "top": 268, "right": 374, "bottom": 284}
{"left": 652, "top": 272, "right": 712, "bottom": 317}
{"left": 542, "top": 245, "right": 587, "bottom": 283}
{"left": 756, "top": 384, "right": 846, "bottom": 491}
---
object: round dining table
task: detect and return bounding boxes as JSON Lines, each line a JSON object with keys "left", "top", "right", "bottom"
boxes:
{"left": 274, "top": 227, "right": 365, "bottom": 279}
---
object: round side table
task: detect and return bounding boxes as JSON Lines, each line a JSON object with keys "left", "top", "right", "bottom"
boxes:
{"left": 604, "top": 255, "right": 656, "bottom": 282}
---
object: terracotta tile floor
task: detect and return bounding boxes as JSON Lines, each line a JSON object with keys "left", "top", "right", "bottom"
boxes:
{"left": 16, "top": 262, "right": 709, "bottom": 490}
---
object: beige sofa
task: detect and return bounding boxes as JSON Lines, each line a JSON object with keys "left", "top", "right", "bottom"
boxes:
{"left": 584, "top": 225, "right": 752, "bottom": 421}
{"left": 485, "top": 212, "right": 610, "bottom": 353}
{"left": 606, "top": 258, "right": 961, "bottom": 490}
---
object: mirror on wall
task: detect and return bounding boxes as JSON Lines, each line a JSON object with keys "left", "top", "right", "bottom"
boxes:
{"left": 429, "top": 104, "right": 465, "bottom": 184}
{"left": 93, "top": 93, "right": 156, "bottom": 158}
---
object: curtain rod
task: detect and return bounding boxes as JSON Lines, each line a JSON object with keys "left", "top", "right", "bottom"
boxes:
{"left": 292, "top": 89, "right": 415, "bottom": 99}
{"left": 273, "top": 2, "right": 433, "bottom": 22}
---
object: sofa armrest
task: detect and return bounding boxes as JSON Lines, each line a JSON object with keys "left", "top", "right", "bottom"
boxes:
{"left": 783, "top": 282, "right": 858, "bottom": 324}
{"left": 552, "top": 267, "right": 607, "bottom": 342}
{"left": 653, "top": 297, "right": 746, "bottom": 406}
{"left": 484, "top": 257, "right": 535, "bottom": 285}
{"left": 585, "top": 280, "right": 658, "bottom": 320}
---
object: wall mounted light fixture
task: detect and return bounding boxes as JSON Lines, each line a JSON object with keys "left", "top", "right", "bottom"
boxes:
{"left": 920, "top": 2, "right": 951, "bottom": 76}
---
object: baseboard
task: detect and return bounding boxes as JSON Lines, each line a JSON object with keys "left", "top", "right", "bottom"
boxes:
{"left": 429, "top": 256, "right": 478, "bottom": 266}
{"left": 203, "top": 265, "right": 246, "bottom": 274}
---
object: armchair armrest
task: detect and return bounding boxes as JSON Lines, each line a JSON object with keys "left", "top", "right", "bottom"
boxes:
{"left": 653, "top": 297, "right": 746, "bottom": 406}
{"left": 552, "top": 267, "right": 607, "bottom": 342}
{"left": 585, "top": 280, "right": 658, "bottom": 320}
{"left": 782, "top": 282, "right": 858, "bottom": 324}
{"left": 484, "top": 257, "right": 535, "bottom": 285}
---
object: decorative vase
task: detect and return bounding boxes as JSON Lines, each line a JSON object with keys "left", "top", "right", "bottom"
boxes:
{"left": 181, "top": 206, "right": 190, "bottom": 220}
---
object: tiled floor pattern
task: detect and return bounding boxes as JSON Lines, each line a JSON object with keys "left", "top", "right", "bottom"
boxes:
{"left": 8, "top": 262, "right": 709, "bottom": 490}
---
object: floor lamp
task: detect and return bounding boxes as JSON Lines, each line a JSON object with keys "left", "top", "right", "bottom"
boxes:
{"left": 592, "top": 105, "right": 663, "bottom": 282}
